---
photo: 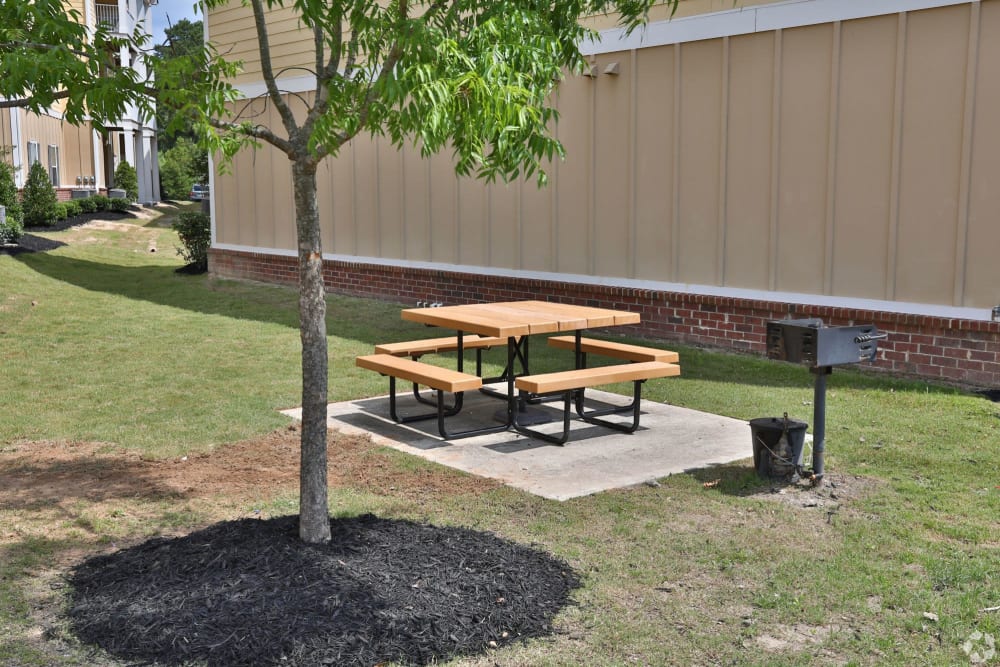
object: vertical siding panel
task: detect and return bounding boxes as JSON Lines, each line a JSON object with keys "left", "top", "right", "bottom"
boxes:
{"left": 768, "top": 31, "right": 782, "bottom": 291}
{"left": 823, "top": 23, "right": 841, "bottom": 295}
{"left": 832, "top": 15, "right": 896, "bottom": 300}
{"left": 592, "top": 53, "right": 632, "bottom": 278}
{"left": 724, "top": 32, "right": 773, "bottom": 290}
{"left": 886, "top": 13, "right": 907, "bottom": 300}
{"left": 403, "top": 146, "right": 430, "bottom": 260}
{"left": 216, "top": 163, "right": 239, "bottom": 246}
{"left": 953, "top": 2, "right": 980, "bottom": 306}
{"left": 428, "top": 152, "right": 458, "bottom": 264}
{"left": 554, "top": 75, "right": 593, "bottom": 275}
{"left": 330, "top": 140, "right": 356, "bottom": 255}
{"left": 964, "top": 0, "right": 1000, "bottom": 308}
{"left": 717, "top": 37, "right": 729, "bottom": 286}
{"left": 677, "top": 39, "right": 723, "bottom": 286}
{"left": 488, "top": 182, "right": 519, "bottom": 269}
{"left": 774, "top": 24, "right": 832, "bottom": 295}
{"left": 671, "top": 43, "right": 682, "bottom": 281}
{"left": 353, "top": 136, "right": 379, "bottom": 257}
{"left": 894, "top": 6, "right": 967, "bottom": 305}
{"left": 255, "top": 136, "right": 278, "bottom": 250}
{"left": 633, "top": 45, "right": 675, "bottom": 281}
{"left": 457, "top": 176, "right": 487, "bottom": 266}
{"left": 377, "top": 137, "right": 404, "bottom": 258}
{"left": 520, "top": 173, "right": 554, "bottom": 272}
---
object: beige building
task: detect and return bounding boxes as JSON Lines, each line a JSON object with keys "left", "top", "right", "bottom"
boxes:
{"left": 206, "top": 0, "right": 1000, "bottom": 386}
{"left": 1, "top": 0, "right": 160, "bottom": 202}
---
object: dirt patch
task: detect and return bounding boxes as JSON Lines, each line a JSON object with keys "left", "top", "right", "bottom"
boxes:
{"left": 743, "top": 473, "right": 881, "bottom": 512}
{"left": 0, "top": 426, "right": 500, "bottom": 517}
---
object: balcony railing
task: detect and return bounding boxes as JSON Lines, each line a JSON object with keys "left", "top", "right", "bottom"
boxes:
{"left": 95, "top": 2, "right": 120, "bottom": 32}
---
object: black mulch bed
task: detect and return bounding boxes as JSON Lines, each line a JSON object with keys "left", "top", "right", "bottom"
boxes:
{"left": 67, "top": 515, "right": 581, "bottom": 666}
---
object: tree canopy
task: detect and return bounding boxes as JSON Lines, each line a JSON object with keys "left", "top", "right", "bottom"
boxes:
{"left": 0, "top": 0, "right": 152, "bottom": 126}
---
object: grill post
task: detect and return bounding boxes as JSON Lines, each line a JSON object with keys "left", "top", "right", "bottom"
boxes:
{"left": 764, "top": 318, "right": 886, "bottom": 485}
{"left": 810, "top": 366, "right": 831, "bottom": 481}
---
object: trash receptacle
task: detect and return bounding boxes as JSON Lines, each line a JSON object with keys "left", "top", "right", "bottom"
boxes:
{"left": 749, "top": 415, "right": 808, "bottom": 480}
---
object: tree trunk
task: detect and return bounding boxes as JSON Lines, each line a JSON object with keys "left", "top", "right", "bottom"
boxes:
{"left": 292, "top": 158, "right": 331, "bottom": 544}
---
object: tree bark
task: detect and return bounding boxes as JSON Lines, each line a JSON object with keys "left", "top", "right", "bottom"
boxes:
{"left": 292, "top": 157, "right": 332, "bottom": 544}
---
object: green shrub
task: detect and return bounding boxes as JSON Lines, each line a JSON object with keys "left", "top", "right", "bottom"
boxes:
{"left": 92, "top": 194, "right": 111, "bottom": 211}
{"left": 113, "top": 161, "right": 139, "bottom": 202}
{"left": 0, "top": 206, "right": 23, "bottom": 244}
{"left": 21, "top": 161, "right": 58, "bottom": 227}
{"left": 110, "top": 197, "right": 131, "bottom": 213}
{"left": 54, "top": 202, "right": 69, "bottom": 221}
{"left": 172, "top": 211, "right": 210, "bottom": 271}
{"left": 78, "top": 196, "right": 98, "bottom": 213}
{"left": 0, "top": 160, "right": 23, "bottom": 243}
{"left": 64, "top": 199, "right": 82, "bottom": 217}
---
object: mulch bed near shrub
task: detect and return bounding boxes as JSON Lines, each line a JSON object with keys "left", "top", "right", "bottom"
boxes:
{"left": 67, "top": 514, "right": 581, "bottom": 666}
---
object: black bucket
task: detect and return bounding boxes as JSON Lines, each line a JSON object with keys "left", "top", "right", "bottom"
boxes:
{"left": 749, "top": 415, "right": 809, "bottom": 480}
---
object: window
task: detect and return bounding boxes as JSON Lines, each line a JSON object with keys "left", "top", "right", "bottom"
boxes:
{"left": 48, "top": 145, "right": 59, "bottom": 186}
{"left": 27, "top": 141, "right": 40, "bottom": 166}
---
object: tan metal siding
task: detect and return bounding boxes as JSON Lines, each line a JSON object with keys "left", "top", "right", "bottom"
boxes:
{"left": 965, "top": 1, "right": 1000, "bottom": 308}
{"left": 723, "top": 32, "right": 773, "bottom": 290}
{"left": 553, "top": 78, "right": 592, "bottom": 275}
{"left": 633, "top": 45, "right": 675, "bottom": 281}
{"left": 831, "top": 15, "right": 897, "bottom": 301}
{"left": 676, "top": 39, "right": 723, "bottom": 286}
{"left": 213, "top": 1, "right": 1000, "bottom": 311}
{"left": 894, "top": 6, "right": 967, "bottom": 305}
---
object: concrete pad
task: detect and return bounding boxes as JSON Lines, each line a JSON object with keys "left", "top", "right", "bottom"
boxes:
{"left": 282, "top": 388, "right": 752, "bottom": 501}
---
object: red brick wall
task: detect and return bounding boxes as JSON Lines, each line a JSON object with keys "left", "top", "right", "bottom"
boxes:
{"left": 209, "top": 248, "right": 1000, "bottom": 388}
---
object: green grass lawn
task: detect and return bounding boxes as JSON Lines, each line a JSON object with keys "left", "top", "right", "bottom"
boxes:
{"left": 1, "top": 207, "right": 998, "bottom": 666}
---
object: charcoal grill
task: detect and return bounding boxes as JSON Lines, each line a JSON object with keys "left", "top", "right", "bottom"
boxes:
{"left": 765, "top": 317, "right": 887, "bottom": 484}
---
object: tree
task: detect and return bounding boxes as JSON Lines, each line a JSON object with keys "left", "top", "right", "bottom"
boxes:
{"left": 197, "top": 0, "right": 678, "bottom": 543}
{"left": 153, "top": 19, "right": 205, "bottom": 151}
{"left": 114, "top": 161, "right": 140, "bottom": 202}
{"left": 159, "top": 137, "right": 209, "bottom": 199}
{"left": 21, "top": 161, "right": 58, "bottom": 227}
{"left": 0, "top": 0, "right": 154, "bottom": 126}
{"left": 0, "top": 159, "right": 23, "bottom": 244}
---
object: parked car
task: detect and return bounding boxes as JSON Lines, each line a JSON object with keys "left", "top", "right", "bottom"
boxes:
{"left": 189, "top": 184, "right": 210, "bottom": 201}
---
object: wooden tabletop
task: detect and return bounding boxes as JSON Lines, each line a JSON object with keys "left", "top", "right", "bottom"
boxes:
{"left": 401, "top": 300, "right": 640, "bottom": 338}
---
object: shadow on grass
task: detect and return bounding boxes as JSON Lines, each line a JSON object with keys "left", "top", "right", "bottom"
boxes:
{"left": 68, "top": 514, "right": 579, "bottom": 667}
{"left": 12, "top": 247, "right": 974, "bottom": 396}
{"left": 13, "top": 251, "right": 303, "bottom": 331}
{"left": 0, "top": 456, "right": 189, "bottom": 513}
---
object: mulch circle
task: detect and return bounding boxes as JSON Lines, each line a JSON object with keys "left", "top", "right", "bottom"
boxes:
{"left": 67, "top": 514, "right": 581, "bottom": 666}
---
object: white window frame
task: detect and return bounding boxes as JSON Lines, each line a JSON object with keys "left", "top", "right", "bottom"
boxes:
{"left": 27, "top": 141, "right": 40, "bottom": 167}
{"left": 48, "top": 145, "right": 60, "bottom": 186}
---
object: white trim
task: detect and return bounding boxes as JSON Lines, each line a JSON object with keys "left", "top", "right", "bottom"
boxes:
{"left": 211, "top": 242, "right": 996, "bottom": 322}
{"left": 234, "top": 74, "right": 317, "bottom": 100}
{"left": 581, "top": 0, "right": 978, "bottom": 55}
{"left": 9, "top": 108, "right": 23, "bottom": 188}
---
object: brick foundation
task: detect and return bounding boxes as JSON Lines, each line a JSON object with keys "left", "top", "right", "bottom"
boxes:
{"left": 209, "top": 248, "right": 1000, "bottom": 388}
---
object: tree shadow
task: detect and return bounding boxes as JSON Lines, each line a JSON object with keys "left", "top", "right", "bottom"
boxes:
{"left": 68, "top": 514, "right": 580, "bottom": 666}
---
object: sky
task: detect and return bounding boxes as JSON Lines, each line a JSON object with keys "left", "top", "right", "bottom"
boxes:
{"left": 151, "top": 0, "right": 202, "bottom": 46}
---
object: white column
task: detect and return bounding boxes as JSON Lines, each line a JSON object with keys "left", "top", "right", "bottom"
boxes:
{"left": 149, "top": 133, "right": 161, "bottom": 201}
{"left": 9, "top": 108, "right": 24, "bottom": 188}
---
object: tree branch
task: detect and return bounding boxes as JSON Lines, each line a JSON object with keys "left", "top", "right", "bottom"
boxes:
{"left": 208, "top": 116, "right": 295, "bottom": 158}
{"left": 248, "top": 0, "right": 299, "bottom": 144}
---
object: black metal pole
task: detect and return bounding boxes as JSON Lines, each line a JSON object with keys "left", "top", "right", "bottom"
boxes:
{"left": 811, "top": 366, "right": 831, "bottom": 484}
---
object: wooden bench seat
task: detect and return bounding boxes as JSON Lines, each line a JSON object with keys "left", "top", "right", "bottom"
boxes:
{"left": 547, "top": 335, "right": 679, "bottom": 363}
{"left": 513, "top": 361, "right": 680, "bottom": 445}
{"left": 356, "top": 354, "right": 506, "bottom": 440}
{"left": 357, "top": 354, "right": 483, "bottom": 392}
{"left": 374, "top": 335, "right": 504, "bottom": 358}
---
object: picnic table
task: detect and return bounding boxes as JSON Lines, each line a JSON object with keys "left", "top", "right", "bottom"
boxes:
{"left": 358, "top": 300, "right": 679, "bottom": 444}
